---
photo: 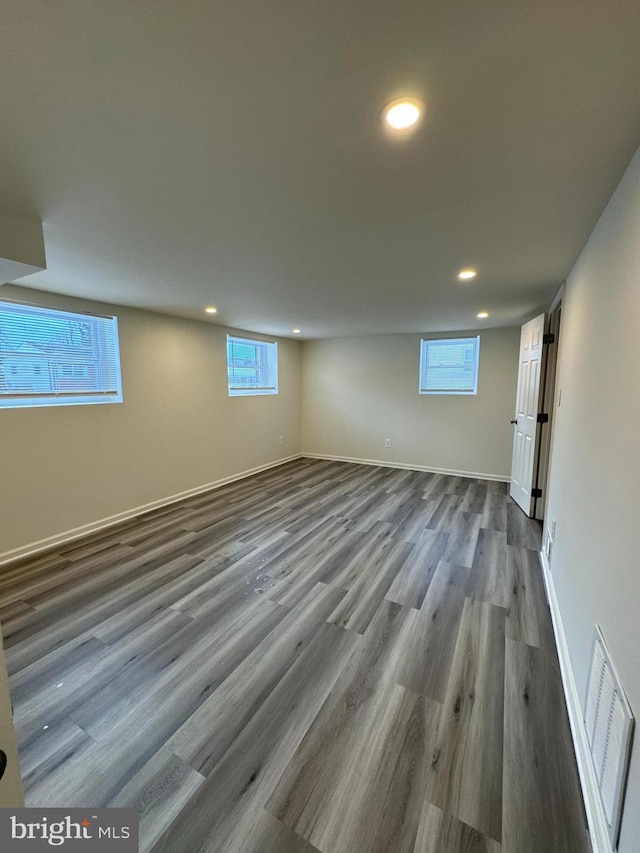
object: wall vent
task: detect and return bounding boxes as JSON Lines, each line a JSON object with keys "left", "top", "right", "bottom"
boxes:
{"left": 584, "top": 627, "right": 634, "bottom": 849}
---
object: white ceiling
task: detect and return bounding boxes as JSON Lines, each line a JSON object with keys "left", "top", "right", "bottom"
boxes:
{"left": 1, "top": 0, "right": 639, "bottom": 339}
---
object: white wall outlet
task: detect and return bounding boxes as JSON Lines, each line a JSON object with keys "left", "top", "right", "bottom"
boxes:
{"left": 544, "top": 528, "right": 553, "bottom": 563}
{"left": 279, "top": 435, "right": 284, "bottom": 445}
{"left": 384, "top": 438, "right": 391, "bottom": 448}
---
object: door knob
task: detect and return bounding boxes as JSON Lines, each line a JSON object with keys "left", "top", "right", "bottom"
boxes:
{"left": 510, "top": 419, "right": 518, "bottom": 425}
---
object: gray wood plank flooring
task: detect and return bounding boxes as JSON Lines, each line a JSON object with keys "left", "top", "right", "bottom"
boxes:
{"left": 0, "top": 458, "right": 590, "bottom": 852}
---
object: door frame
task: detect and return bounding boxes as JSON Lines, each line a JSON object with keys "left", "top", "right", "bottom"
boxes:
{"left": 0, "top": 628, "right": 24, "bottom": 807}
{"left": 535, "top": 284, "right": 564, "bottom": 521}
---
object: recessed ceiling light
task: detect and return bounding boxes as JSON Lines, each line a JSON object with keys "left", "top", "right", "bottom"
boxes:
{"left": 205, "top": 306, "right": 217, "bottom": 314}
{"left": 458, "top": 269, "right": 477, "bottom": 281}
{"left": 477, "top": 311, "right": 489, "bottom": 319}
{"left": 292, "top": 328, "right": 301, "bottom": 334}
{"left": 382, "top": 97, "right": 424, "bottom": 131}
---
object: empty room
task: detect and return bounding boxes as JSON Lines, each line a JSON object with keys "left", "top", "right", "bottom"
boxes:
{"left": 1, "top": 2, "right": 639, "bottom": 852}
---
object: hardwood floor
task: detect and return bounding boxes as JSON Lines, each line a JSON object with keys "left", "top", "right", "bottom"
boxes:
{"left": 0, "top": 458, "right": 591, "bottom": 852}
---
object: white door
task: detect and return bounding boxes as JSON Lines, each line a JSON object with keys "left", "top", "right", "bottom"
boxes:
{"left": 510, "top": 313, "right": 545, "bottom": 515}
{"left": 0, "top": 630, "right": 23, "bottom": 807}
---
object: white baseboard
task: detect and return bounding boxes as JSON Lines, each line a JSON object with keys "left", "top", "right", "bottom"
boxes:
{"left": 540, "top": 550, "right": 612, "bottom": 853}
{"left": 302, "top": 452, "right": 510, "bottom": 483}
{"left": 0, "top": 454, "right": 304, "bottom": 567}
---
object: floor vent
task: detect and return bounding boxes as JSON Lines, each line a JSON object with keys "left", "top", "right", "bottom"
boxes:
{"left": 584, "top": 627, "right": 634, "bottom": 849}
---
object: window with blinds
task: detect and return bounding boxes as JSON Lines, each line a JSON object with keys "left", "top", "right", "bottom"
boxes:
{"left": 419, "top": 336, "right": 480, "bottom": 395}
{"left": 227, "top": 335, "right": 278, "bottom": 396}
{"left": 0, "top": 300, "right": 123, "bottom": 409}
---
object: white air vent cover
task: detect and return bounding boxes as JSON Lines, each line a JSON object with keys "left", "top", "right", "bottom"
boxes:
{"left": 584, "top": 627, "right": 634, "bottom": 849}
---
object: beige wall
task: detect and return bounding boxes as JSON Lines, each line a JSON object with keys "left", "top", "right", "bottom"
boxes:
{"left": 544, "top": 146, "right": 640, "bottom": 853}
{"left": 301, "top": 327, "right": 520, "bottom": 479}
{"left": 0, "top": 285, "right": 302, "bottom": 557}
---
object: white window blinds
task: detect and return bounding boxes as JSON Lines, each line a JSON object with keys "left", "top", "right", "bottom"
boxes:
{"left": 419, "top": 336, "right": 480, "bottom": 395}
{"left": 0, "top": 300, "right": 123, "bottom": 408}
{"left": 227, "top": 335, "right": 278, "bottom": 396}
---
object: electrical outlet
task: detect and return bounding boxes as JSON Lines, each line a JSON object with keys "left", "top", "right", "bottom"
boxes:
{"left": 545, "top": 519, "right": 556, "bottom": 564}
{"left": 384, "top": 438, "right": 391, "bottom": 448}
{"left": 279, "top": 435, "right": 284, "bottom": 445}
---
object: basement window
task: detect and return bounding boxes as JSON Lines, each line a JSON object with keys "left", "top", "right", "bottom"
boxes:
{"left": 227, "top": 335, "right": 278, "bottom": 396}
{"left": 419, "top": 336, "right": 480, "bottom": 395}
{"left": 0, "top": 300, "right": 123, "bottom": 408}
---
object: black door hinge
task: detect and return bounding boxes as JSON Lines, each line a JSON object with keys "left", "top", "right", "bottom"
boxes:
{"left": 537, "top": 412, "right": 549, "bottom": 423}
{"left": 543, "top": 333, "right": 555, "bottom": 344}
{"left": 532, "top": 488, "right": 543, "bottom": 499}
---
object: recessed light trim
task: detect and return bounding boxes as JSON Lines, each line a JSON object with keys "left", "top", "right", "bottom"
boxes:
{"left": 382, "top": 97, "right": 424, "bottom": 131}
{"left": 205, "top": 306, "right": 217, "bottom": 314}
{"left": 458, "top": 269, "right": 477, "bottom": 281}
{"left": 292, "top": 328, "right": 301, "bottom": 334}
{"left": 477, "top": 311, "right": 489, "bottom": 319}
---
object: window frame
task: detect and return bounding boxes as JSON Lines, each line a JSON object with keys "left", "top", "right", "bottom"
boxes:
{"left": 0, "top": 300, "right": 123, "bottom": 409}
{"left": 419, "top": 335, "right": 480, "bottom": 396}
{"left": 226, "top": 334, "right": 279, "bottom": 397}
